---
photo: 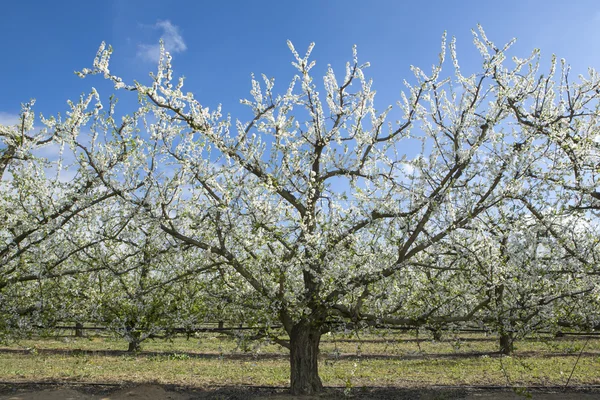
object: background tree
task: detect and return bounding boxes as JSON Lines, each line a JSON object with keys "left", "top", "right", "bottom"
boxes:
{"left": 493, "top": 49, "right": 600, "bottom": 334}
{"left": 0, "top": 88, "right": 151, "bottom": 338}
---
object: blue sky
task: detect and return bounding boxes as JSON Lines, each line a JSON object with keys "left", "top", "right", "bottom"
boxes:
{"left": 1, "top": 0, "right": 599, "bottom": 126}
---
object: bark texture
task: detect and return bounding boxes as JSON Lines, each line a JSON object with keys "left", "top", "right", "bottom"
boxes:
{"left": 289, "top": 322, "right": 323, "bottom": 395}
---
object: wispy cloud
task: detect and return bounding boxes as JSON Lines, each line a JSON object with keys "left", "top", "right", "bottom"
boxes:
{"left": 137, "top": 20, "right": 187, "bottom": 63}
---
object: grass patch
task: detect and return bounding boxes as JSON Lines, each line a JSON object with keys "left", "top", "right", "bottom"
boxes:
{"left": 1, "top": 333, "right": 599, "bottom": 388}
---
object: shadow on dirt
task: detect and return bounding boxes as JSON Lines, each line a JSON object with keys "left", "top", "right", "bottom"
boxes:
{"left": 1, "top": 347, "right": 598, "bottom": 362}
{"left": 1, "top": 383, "right": 600, "bottom": 400}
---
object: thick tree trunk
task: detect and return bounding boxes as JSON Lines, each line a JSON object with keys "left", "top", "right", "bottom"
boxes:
{"left": 289, "top": 322, "right": 323, "bottom": 395}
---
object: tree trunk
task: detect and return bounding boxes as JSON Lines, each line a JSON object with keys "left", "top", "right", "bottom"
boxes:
{"left": 494, "top": 280, "right": 512, "bottom": 355}
{"left": 74, "top": 322, "right": 84, "bottom": 338}
{"left": 499, "top": 332, "right": 513, "bottom": 355}
{"left": 126, "top": 325, "right": 141, "bottom": 352}
{"left": 127, "top": 340, "right": 141, "bottom": 352}
{"left": 430, "top": 327, "right": 443, "bottom": 341}
{"left": 289, "top": 321, "right": 323, "bottom": 395}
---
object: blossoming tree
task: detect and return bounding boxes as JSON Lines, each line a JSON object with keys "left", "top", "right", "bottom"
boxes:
{"left": 4, "top": 26, "right": 596, "bottom": 394}
{"left": 0, "top": 89, "right": 153, "bottom": 336}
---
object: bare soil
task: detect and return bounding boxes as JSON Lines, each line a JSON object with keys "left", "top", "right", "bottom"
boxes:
{"left": 1, "top": 383, "right": 600, "bottom": 400}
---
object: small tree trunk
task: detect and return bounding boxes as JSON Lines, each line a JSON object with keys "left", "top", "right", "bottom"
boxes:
{"left": 74, "top": 322, "right": 84, "bottom": 338}
{"left": 125, "top": 325, "right": 142, "bottom": 352}
{"left": 430, "top": 328, "right": 443, "bottom": 341}
{"left": 494, "top": 280, "right": 512, "bottom": 355}
{"left": 499, "top": 332, "right": 513, "bottom": 355}
{"left": 127, "top": 340, "right": 141, "bottom": 352}
{"left": 218, "top": 321, "right": 224, "bottom": 329}
{"left": 289, "top": 321, "right": 323, "bottom": 395}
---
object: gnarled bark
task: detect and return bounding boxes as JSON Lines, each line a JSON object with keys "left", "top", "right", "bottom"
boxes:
{"left": 289, "top": 321, "right": 323, "bottom": 395}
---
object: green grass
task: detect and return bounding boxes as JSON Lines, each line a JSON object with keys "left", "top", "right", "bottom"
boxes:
{"left": 1, "top": 333, "right": 599, "bottom": 388}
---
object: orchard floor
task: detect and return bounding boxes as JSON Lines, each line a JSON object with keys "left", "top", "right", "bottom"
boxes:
{"left": 1, "top": 333, "right": 600, "bottom": 398}
{"left": 1, "top": 383, "right": 600, "bottom": 399}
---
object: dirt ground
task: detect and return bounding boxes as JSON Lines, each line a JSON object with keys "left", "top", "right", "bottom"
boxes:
{"left": 1, "top": 384, "right": 600, "bottom": 400}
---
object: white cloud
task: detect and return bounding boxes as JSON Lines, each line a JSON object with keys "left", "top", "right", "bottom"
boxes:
{"left": 137, "top": 20, "right": 187, "bottom": 63}
{"left": 0, "top": 112, "right": 20, "bottom": 127}
{"left": 402, "top": 163, "right": 415, "bottom": 175}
